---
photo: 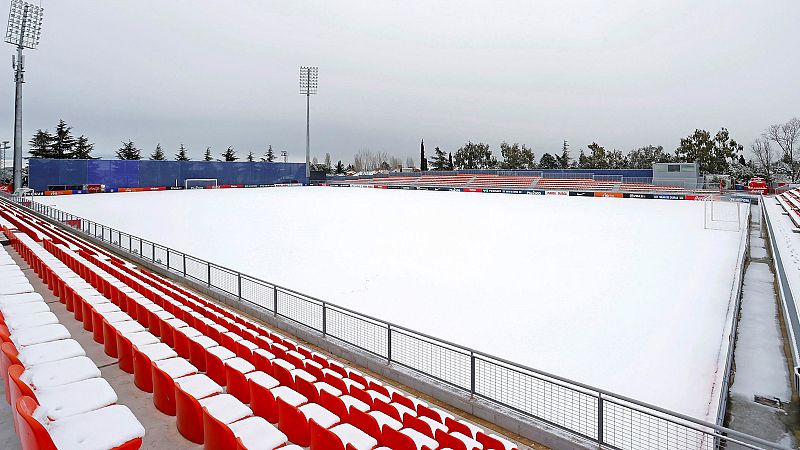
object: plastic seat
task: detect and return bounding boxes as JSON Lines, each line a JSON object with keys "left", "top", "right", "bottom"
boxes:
{"left": 116, "top": 331, "right": 159, "bottom": 374}
{"left": 19, "top": 356, "right": 100, "bottom": 390}
{"left": 253, "top": 348, "right": 275, "bottom": 375}
{"left": 174, "top": 374, "right": 224, "bottom": 444}
{"left": 187, "top": 334, "right": 218, "bottom": 371}
{"left": 133, "top": 343, "right": 178, "bottom": 393}
{"left": 329, "top": 421, "right": 378, "bottom": 450}
{"left": 435, "top": 429, "right": 468, "bottom": 450}
{"left": 206, "top": 345, "right": 236, "bottom": 386}
{"left": 151, "top": 357, "right": 198, "bottom": 415}
{"left": 477, "top": 432, "right": 518, "bottom": 450}
{"left": 277, "top": 398, "right": 312, "bottom": 446}
{"left": 310, "top": 419, "right": 345, "bottom": 450}
{"left": 103, "top": 319, "right": 144, "bottom": 358}
{"left": 210, "top": 414, "right": 288, "bottom": 450}
{"left": 382, "top": 426, "right": 420, "bottom": 450}
{"left": 225, "top": 357, "right": 256, "bottom": 403}
{"left": 173, "top": 326, "right": 202, "bottom": 359}
{"left": 15, "top": 396, "right": 145, "bottom": 450}
{"left": 249, "top": 376, "right": 279, "bottom": 423}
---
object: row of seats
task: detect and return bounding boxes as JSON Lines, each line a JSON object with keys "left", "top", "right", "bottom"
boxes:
{"left": 0, "top": 201, "right": 519, "bottom": 450}
{"left": 776, "top": 190, "right": 800, "bottom": 227}
{"left": 0, "top": 227, "right": 146, "bottom": 450}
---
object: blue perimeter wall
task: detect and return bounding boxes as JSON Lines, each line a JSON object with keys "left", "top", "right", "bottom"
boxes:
{"left": 29, "top": 159, "right": 308, "bottom": 191}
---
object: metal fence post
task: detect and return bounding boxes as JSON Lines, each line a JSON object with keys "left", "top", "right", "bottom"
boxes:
{"left": 182, "top": 254, "right": 186, "bottom": 277}
{"left": 470, "top": 352, "right": 476, "bottom": 396}
{"left": 597, "top": 394, "right": 604, "bottom": 444}
{"left": 207, "top": 263, "right": 211, "bottom": 287}
{"left": 273, "top": 286, "right": 278, "bottom": 315}
{"left": 166, "top": 248, "right": 170, "bottom": 268}
{"left": 237, "top": 273, "right": 242, "bottom": 300}
{"left": 151, "top": 243, "right": 155, "bottom": 262}
{"left": 322, "top": 303, "right": 327, "bottom": 337}
{"left": 387, "top": 324, "right": 392, "bottom": 362}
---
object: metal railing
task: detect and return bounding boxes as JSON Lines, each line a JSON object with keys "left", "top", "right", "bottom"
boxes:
{"left": 0, "top": 193, "right": 789, "bottom": 450}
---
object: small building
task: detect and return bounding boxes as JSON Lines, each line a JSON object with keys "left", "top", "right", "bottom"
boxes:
{"left": 652, "top": 162, "right": 700, "bottom": 188}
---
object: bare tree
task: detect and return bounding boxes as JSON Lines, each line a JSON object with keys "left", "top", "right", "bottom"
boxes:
{"left": 751, "top": 137, "right": 774, "bottom": 182}
{"left": 405, "top": 156, "right": 415, "bottom": 168}
{"left": 389, "top": 156, "right": 402, "bottom": 170}
{"left": 353, "top": 148, "right": 375, "bottom": 172}
{"left": 764, "top": 117, "right": 800, "bottom": 182}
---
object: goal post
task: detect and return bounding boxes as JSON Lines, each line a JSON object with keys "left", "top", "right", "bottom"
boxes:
{"left": 703, "top": 199, "right": 743, "bottom": 231}
{"left": 184, "top": 178, "right": 218, "bottom": 190}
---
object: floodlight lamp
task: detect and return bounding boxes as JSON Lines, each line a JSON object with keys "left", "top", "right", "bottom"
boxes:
{"left": 5, "top": 0, "right": 43, "bottom": 49}
{"left": 299, "top": 66, "right": 319, "bottom": 95}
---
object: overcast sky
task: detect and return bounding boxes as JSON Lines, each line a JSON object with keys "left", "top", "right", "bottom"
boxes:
{"left": 0, "top": 0, "right": 798, "bottom": 164}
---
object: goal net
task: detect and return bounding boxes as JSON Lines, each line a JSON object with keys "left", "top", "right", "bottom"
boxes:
{"left": 184, "top": 178, "right": 218, "bottom": 190}
{"left": 704, "top": 200, "right": 743, "bottom": 232}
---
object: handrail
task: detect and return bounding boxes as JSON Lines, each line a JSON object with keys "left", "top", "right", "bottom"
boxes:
{"left": 0, "top": 191, "right": 789, "bottom": 450}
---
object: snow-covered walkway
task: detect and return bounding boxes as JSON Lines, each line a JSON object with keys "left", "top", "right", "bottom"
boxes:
{"left": 727, "top": 203, "right": 796, "bottom": 447}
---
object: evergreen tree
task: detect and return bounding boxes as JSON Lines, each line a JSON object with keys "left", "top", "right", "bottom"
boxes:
{"left": 627, "top": 145, "right": 673, "bottom": 168}
{"left": 454, "top": 141, "right": 496, "bottom": 169}
{"left": 448, "top": 152, "right": 454, "bottom": 170}
{"left": 578, "top": 149, "right": 589, "bottom": 168}
{"left": 247, "top": 151, "right": 255, "bottom": 162}
{"left": 51, "top": 119, "right": 77, "bottom": 158}
{"left": 203, "top": 147, "right": 213, "bottom": 161}
{"left": 539, "top": 153, "right": 559, "bottom": 169}
{"left": 335, "top": 160, "right": 345, "bottom": 174}
{"left": 175, "top": 144, "right": 190, "bottom": 161}
{"left": 29, "top": 129, "right": 54, "bottom": 158}
{"left": 675, "top": 128, "right": 742, "bottom": 174}
{"left": 324, "top": 153, "right": 332, "bottom": 173}
{"left": 150, "top": 144, "right": 166, "bottom": 160}
{"left": 430, "top": 147, "right": 449, "bottom": 170}
{"left": 262, "top": 145, "right": 275, "bottom": 162}
{"left": 222, "top": 146, "right": 238, "bottom": 162}
{"left": 556, "top": 140, "right": 571, "bottom": 169}
{"left": 500, "top": 142, "right": 536, "bottom": 169}
{"left": 116, "top": 141, "right": 142, "bottom": 160}
{"left": 73, "top": 135, "right": 95, "bottom": 159}
{"left": 420, "top": 139, "right": 427, "bottom": 171}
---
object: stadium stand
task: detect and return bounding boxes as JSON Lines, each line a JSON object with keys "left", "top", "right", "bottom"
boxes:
{"left": 0, "top": 200, "right": 521, "bottom": 449}
{"left": 0, "top": 225, "right": 145, "bottom": 449}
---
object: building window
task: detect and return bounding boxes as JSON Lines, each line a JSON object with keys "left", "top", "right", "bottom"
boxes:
{"left": 668, "top": 165, "right": 681, "bottom": 172}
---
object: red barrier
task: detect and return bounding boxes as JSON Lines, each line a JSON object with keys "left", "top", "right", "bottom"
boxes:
{"left": 43, "top": 190, "right": 73, "bottom": 196}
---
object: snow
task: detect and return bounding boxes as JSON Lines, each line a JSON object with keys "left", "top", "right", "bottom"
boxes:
{"left": 46, "top": 187, "right": 748, "bottom": 420}
{"left": 35, "top": 377, "right": 118, "bottom": 420}
{"left": 153, "top": 357, "right": 198, "bottom": 379}
{"left": 174, "top": 373, "right": 223, "bottom": 399}
{"left": 228, "top": 416, "right": 287, "bottom": 450}
{"left": 20, "top": 356, "right": 100, "bottom": 389}
{"left": 198, "top": 393, "right": 251, "bottom": 424}
{"left": 731, "top": 261, "right": 792, "bottom": 400}
{"left": 17, "top": 339, "right": 86, "bottom": 367}
{"left": 10, "top": 324, "right": 70, "bottom": 348}
{"left": 43, "top": 404, "right": 145, "bottom": 450}
{"left": 331, "top": 423, "right": 379, "bottom": 450}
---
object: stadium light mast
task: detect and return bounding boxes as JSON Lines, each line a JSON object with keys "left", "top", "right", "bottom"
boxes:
{"left": 5, "top": 0, "right": 43, "bottom": 192}
{"left": 299, "top": 66, "right": 318, "bottom": 181}
{"left": 0, "top": 140, "right": 8, "bottom": 179}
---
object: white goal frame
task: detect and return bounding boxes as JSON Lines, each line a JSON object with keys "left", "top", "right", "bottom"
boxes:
{"left": 184, "top": 178, "right": 218, "bottom": 189}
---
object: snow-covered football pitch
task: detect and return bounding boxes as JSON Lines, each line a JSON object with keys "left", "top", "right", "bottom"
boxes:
{"left": 46, "top": 186, "right": 748, "bottom": 422}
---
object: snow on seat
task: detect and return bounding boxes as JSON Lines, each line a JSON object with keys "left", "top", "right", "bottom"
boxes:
{"left": 0, "top": 292, "right": 44, "bottom": 308}
{"left": 17, "top": 339, "right": 86, "bottom": 366}
{"left": 137, "top": 343, "right": 178, "bottom": 361}
{"left": 370, "top": 410, "right": 402, "bottom": 431}
{"left": 125, "top": 331, "right": 160, "bottom": 348}
{"left": 271, "top": 385, "right": 307, "bottom": 407}
{"left": 97, "top": 310, "right": 133, "bottom": 324}
{"left": 0, "top": 281, "right": 33, "bottom": 295}
{"left": 10, "top": 324, "right": 70, "bottom": 348}
{"left": 291, "top": 368, "right": 316, "bottom": 383}
{"left": 367, "top": 389, "right": 391, "bottom": 404}
{"left": 246, "top": 371, "right": 280, "bottom": 390}
{"left": 199, "top": 393, "right": 252, "bottom": 424}
{"left": 488, "top": 433, "right": 519, "bottom": 450}
{"left": 341, "top": 395, "right": 370, "bottom": 413}
{"left": 20, "top": 356, "right": 100, "bottom": 389}
{"left": 92, "top": 303, "right": 121, "bottom": 314}
{"left": 175, "top": 373, "right": 223, "bottom": 399}
{"left": 189, "top": 334, "right": 218, "bottom": 349}
{"left": 450, "top": 431, "right": 482, "bottom": 450}
{"left": 330, "top": 423, "right": 378, "bottom": 450}
{"left": 43, "top": 404, "right": 145, "bottom": 450}
{"left": 1, "top": 301, "right": 49, "bottom": 319}
{"left": 455, "top": 419, "right": 483, "bottom": 438}
{"left": 299, "top": 402, "right": 339, "bottom": 428}
{"left": 113, "top": 320, "right": 146, "bottom": 334}
{"left": 229, "top": 416, "right": 288, "bottom": 450}
{"left": 5, "top": 312, "right": 58, "bottom": 331}
{"left": 226, "top": 356, "right": 255, "bottom": 374}
{"left": 35, "top": 377, "right": 118, "bottom": 420}
{"left": 419, "top": 416, "right": 448, "bottom": 435}
{"left": 401, "top": 428, "right": 440, "bottom": 450}
{"left": 391, "top": 402, "right": 417, "bottom": 420}
{"left": 154, "top": 357, "right": 198, "bottom": 379}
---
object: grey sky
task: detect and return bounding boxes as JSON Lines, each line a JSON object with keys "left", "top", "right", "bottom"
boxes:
{"left": 1, "top": 0, "right": 798, "bottom": 164}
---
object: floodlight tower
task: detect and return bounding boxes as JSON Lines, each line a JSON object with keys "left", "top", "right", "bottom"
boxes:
{"left": 299, "top": 66, "right": 318, "bottom": 181}
{"left": 0, "top": 140, "right": 8, "bottom": 180}
{"left": 5, "top": 0, "right": 43, "bottom": 192}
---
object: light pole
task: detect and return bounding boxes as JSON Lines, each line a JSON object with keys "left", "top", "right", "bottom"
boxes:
{"left": 299, "top": 66, "right": 318, "bottom": 182}
{"left": 0, "top": 140, "right": 8, "bottom": 181}
{"left": 5, "top": 1, "right": 43, "bottom": 192}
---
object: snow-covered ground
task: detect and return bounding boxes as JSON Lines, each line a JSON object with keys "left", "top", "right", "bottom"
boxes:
{"left": 45, "top": 187, "right": 747, "bottom": 421}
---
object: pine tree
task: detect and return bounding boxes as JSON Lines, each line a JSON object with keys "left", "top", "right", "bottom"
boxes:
{"left": 203, "top": 147, "right": 213, "bottom": 161}
{"left": 51, "top": 119, "right": 77, "bottom": 158}
{"left": 175, "top": 144, "right": 190, "bottom": 161}
{"left": 335, "top": 160, "right": 345, "bottom": 174}
{"left": 556, "top": 140, "right": 571, "bottom": 169}
{"left": 29, "top": 129, "right": 54, "bottom": 158}
{"left": 222, "top": 146, "right": 238, "bottom": 162}
{"left": 150, "top": 144, "right": 166, "bottom": 160}
{"left": 116, "top": 141, "right": 142, "bottom": 160}
{"left": 262, "top": 145, "right": 275, "bottom": 162}
{"left": 73, "top": 135, "right": 95, "bottom": 159}
{"left": 431, "top": 147, "right": 448, "bottom": 170}
{"left": 324, "top": 153, "right": 332, "bottom": 173}
{"left": 420, "top": 139, "right": 427, "bottom": 171}
{"left": 448, "top": 152, "right": 454, "bottom": 170}
{"left": 247, "top": 151, "right": 255, "bottom": 162}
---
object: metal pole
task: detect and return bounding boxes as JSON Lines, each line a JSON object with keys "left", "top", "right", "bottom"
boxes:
{"left": 305, "top": 67, "right": 311, "bottom": 182}
{"left": 11, "top": 6, "right": 27, "bottom": 192}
